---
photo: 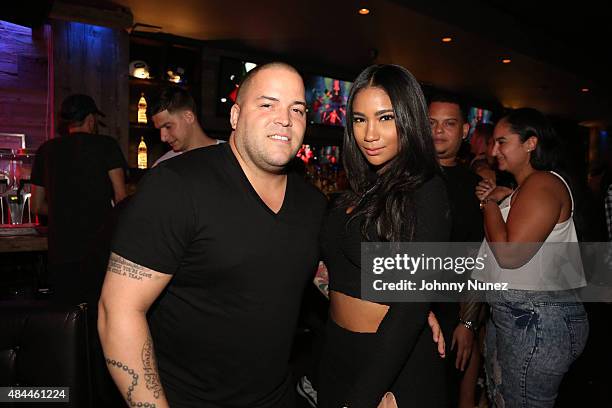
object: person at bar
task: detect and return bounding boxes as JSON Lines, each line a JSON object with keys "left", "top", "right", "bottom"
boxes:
{"left": 317, "top": 64, "right": 451, "bottom": 407}
{"left": 470, "top": 122, "right": 516, "bottom": 189}
{"left": 428, "top": 92, "right": 486, "bottom": 408}
{"left": 474, "top": 108, "right": 588, "bottom": 407}
{"left": 30, "top": 93, "right": 127, "bottom": 306}
{"left": 98, "top": 62, "right": 327, "bottom": 407}
{"left": 150, "top": 86, "right": 224, "bottom": 167}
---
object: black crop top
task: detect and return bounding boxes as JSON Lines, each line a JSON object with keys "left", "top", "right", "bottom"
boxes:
{"left": 321, "top": 175, "right": 452, "bottom": 298}
{"left": 317, "top": 175, "right": 452, "bottom": 408}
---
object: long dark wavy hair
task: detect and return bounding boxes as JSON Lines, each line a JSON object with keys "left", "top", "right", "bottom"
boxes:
{"left": 502, "top": 108, "right": 588, "bottom": 239}
{"left": 336, "top": 64, "right": 440, "bottom": 241}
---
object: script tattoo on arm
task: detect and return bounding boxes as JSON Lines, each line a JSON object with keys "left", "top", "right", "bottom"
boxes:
{"left": 105, "top": 358, "right": 158, "bottom": 408}
{"left": 108, "top": 253, "right": 154, "bottom": 281}
{"left": 142, "top": 336, "right": 164, "bottom": 399}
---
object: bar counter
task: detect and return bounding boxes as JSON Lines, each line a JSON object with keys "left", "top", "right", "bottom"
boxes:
{"left": 0, "top": 225, "right": 47, "bottom": 253}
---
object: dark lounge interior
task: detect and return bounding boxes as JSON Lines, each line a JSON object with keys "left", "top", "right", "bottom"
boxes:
{"left": 1, "top": 0, "right": 611, "bottom": 407}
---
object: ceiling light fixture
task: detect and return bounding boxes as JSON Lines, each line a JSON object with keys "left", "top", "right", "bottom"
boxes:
{"left": 501, "top": 58, "right": 512, "bottom": 64}
{"left": 441, "top": 37, "right": 453, "bottom": 43}
{"left": 581, "top": 87, "right": 590, "bottom": 93}
{"left": 358, "top": 8, "right": 370, "bottom": 15}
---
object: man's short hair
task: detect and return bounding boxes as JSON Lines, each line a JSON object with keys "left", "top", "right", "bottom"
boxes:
{"left": 428, "top": 91, "right": 468, "bottom": 122}
{"left": 151, "top": 86, "right": 196, "bottom": 116}
{"left": 235, "top": 62, "right": 301, "bottom": 104}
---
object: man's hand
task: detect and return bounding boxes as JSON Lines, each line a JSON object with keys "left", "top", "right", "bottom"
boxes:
{"left": 451, "top": 324, "right": 474, "bottom": 371}
{"left": 428, "top": 311, "right": 445, "bottom": 358}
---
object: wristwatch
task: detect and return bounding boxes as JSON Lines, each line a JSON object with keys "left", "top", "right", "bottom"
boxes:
{"left": 479, "top": 198, "right": 491, "bottom": 210}
{"left": 459, "top": 318, "right": 477, "bottom": 332}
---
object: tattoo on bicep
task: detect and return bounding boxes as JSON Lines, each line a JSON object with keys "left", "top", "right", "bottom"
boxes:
{"left": 108, "top": 253, "right": 154, "bottom": 281}
{"left": 142, "top": 336, "right": 164, "bottom": 399}
{"left": 106, "top": 358, "right": 158, "bottom": 407}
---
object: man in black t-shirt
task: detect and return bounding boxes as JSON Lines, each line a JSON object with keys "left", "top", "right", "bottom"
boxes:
{"left": 428, "top": 95, "right": 484, "bottom": 244}
{"left": 428, "top": 93, "right": 485, "bottom": 407}
{"left": 99, "top": 63, "right": 327, "bottom": 408}
{"left": 31, "top": 94, "right": 127, "bottom": 305}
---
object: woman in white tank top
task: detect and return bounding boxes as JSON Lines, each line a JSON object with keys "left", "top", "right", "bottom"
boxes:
{"left": 473, "top": 108, "right": 588, "bottom": 408}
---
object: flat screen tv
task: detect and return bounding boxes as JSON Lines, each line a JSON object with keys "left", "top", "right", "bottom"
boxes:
{"left": 467, "top": 106, "right": 494, "bottom": 139}
{"left": 305, "top": 75, "right": 352, "bottom": 127}
{"left": 216, "top": 58, "right": 258, "bottom": 116}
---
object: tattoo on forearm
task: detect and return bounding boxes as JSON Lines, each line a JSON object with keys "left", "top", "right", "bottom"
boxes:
{"left": 142, "top": 336, "right": 164, "bottom": 399}
{"left": 106, "top": 358, "right": 157, "bottom": 407}
{"left": 108, "top": 253, "right": 153, "bottom": 281}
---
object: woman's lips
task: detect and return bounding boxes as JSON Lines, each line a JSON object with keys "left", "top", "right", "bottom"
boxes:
{"left": 364, "top": 147, "right": 384, "bottom": 155}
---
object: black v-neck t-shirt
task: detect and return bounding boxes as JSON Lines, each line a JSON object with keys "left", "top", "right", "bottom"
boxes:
{"left": 112, "top": 143, "right": 327, "bottom": 407}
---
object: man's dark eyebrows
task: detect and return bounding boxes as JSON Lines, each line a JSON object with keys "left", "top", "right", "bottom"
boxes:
{"left": 257, "top": 95, "right": 279, "bottom": 102}
{"left": 256, "top": 96, "right": 306, "bottom": 106}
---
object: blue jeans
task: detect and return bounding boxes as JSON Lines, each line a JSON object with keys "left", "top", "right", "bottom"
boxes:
{"left": 484, "top": 289, "right": 589, "bottom": 408}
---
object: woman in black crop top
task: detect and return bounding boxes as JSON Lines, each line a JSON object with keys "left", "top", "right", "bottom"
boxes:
{"left": 318, "top": 65, "right": 451, "bottom": 407}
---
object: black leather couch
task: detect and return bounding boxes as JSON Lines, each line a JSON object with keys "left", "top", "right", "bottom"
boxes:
{"left": 0, "top": 301, "right": 92, "bottom": 407}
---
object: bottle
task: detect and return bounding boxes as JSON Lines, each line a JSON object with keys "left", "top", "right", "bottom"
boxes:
{"left": 138, "top": 93, "right": 147, "bottom": 124}
{"left": 138, "top": 136, "right": 147, "bottom": 169}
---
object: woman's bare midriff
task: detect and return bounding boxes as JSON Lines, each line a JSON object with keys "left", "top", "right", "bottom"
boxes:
{"left": 329, "top": 290, "right": 390, "bottom": 333}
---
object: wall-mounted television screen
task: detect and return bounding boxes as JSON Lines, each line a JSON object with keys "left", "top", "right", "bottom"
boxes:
{"left": 467, "top": 106, "right": 495, "bottom": 157}
{"left": 216, "top": 58, "right": 258, "bottom": 116}
{"left": 467, "top": 106, "right": 494, "bottom": 138}
{"left": 305, "top": 75, "right": 352, "bottom": 127}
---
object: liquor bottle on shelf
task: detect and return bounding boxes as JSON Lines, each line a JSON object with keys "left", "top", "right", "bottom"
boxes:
{"left": 137, "top": 136, "right": 148, "bottom": 169}
{"left": 138, "top": 93, "right": 148, "bottom": 124}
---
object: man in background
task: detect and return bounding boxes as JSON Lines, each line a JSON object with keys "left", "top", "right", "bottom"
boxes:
{"left": 31, "top": 93, "right": 127, "bottom": 305}
{"left": 151, "top": 86, "right": 223, "bottom": 167}
{"left": 428, "top": 93, "right": 485, "bottom": 408}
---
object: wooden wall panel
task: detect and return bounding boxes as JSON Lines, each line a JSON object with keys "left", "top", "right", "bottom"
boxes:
{"left": 51, "top": 20, "right": 128, "bottom": 158}
{"left": 0, "top": 21, "right": 50, "bottom": 149}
